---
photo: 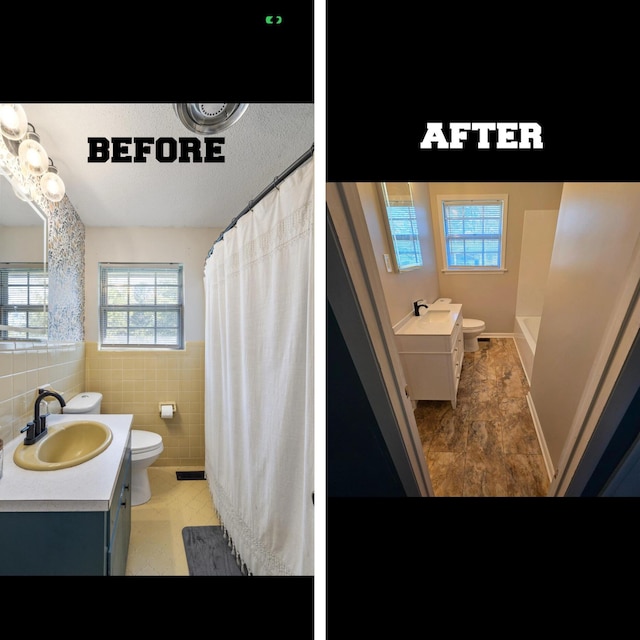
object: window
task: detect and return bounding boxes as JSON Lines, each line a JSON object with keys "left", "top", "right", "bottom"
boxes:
{"left": 0, "top": 263, "right": 48, "bottom": 339}
{"left": 377, "top": 182, "right": 423, "bottom": 271}
{"left": 436, "top": 194, "right": 508, "bottom": 272}
{"left": 99, "top": 263, "right": 184, "bottom": 349}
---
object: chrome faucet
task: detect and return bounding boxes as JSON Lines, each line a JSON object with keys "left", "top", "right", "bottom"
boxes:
{"left": 413, "top": 300, "right": 429, "bottom": 316}
{"left": 20, "top": 390, "right": 67, "bottom": 445}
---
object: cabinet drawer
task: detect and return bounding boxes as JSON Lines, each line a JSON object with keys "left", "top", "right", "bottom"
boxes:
{"left": 453, "top": 328, "right": 463, "bottom": 370}
{"left": 395, "top": 332, "right": 456, "bottom": 353}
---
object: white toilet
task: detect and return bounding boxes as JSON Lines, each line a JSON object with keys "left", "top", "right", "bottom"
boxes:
{"left": 64, "top": 392, "right": 164, "bottom": 506}
{"left": 435, "top": 298, "right": 486, "bottom": 353}
{"left": 129, "top": 429, "right": 164, "bottom": 506}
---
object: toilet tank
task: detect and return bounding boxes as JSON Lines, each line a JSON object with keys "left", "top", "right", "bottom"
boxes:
{"left": 64, "top": 392, "right": 103, "bottom": 414}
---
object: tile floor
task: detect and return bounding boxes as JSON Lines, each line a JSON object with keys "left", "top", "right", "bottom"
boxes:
{"left": 416, "top": 337, "right": 550, "bottom": 497}
{"left": 125, "top": 465, "right": 219, "bottom": 576}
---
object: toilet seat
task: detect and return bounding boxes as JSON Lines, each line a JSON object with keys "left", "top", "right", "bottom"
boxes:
{"left": 131, "top": 429, "right": 163, "bottom": 455}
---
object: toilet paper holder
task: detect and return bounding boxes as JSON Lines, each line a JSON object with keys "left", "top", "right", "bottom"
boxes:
{"left": 159, "top": 402, "right": 177, "bottom": 416}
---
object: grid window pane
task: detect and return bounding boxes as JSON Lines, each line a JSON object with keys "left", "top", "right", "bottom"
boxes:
{"left": 157, "top": 311, "right": 179, "bottom": 327}
{"left": 99, "top": 263, "right": 184, "bottom": 349}
{"left": 105, "top": 328, "right": 128, "bottom": 344}
{"left": 441, "top": 199, "right": 505, "bottom": 269}
{"left": 388, "top": 204, "right": 423, "bottom": 269}
{"left": 106, "top": 311, "right": 128, "bottom": 327}
{"left": 0, "top": 264, "right": 48, "bottom": 339}
{"left": 130, "top": 311, "right": 155, "bottom": 327}
{"left": 157, "top": 329, "right": 179, "bottom": 345}
{"left": 7, "top": 311, "right": 26, "bottom": 327}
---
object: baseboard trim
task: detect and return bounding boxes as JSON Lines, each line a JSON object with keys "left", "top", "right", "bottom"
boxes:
{"left": 511, "top": 335, "right": 531, "bottom": 387}
{"left": 526, "top": 391, "right": 555, "bottom": 483}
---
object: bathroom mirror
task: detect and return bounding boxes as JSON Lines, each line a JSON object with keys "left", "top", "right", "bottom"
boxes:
{"left": 0, "top": 168, "right": 48, "bottom": 340}
{"left": 377, "top": 181, "right": 423, "bottom": 272}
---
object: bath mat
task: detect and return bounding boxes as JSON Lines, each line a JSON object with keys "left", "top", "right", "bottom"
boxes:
{"left": 181, "top": 526, "right": 244, "bottom": 576}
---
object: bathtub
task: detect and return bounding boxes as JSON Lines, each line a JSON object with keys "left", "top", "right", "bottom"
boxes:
{"left": 514, "top": 315, "right": 541, "bottom": 384}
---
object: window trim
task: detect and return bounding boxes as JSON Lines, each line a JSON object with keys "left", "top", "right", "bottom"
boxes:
{"left": 98, "top": 262, "right": 185, "bottom": 350}
{"left": 435, "top": 193, "right": 509, "bottom": 274}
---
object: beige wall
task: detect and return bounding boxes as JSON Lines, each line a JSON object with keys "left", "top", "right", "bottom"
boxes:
{"left": 428, "top": 183, "right": 564, "bottom": 332}
{"left": 515, "top": 210, "right": 559, "bottom": 318}
{"left": 356, "top": 182, "right": 440, "bottom": 326}
{"left": 0, "top": 227, "right": 45, "bottom": 262}
{"left": 531, "top": 183, "right": 640, "bottom": 469}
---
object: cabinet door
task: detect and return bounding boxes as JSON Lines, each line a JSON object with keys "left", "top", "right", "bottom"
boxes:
{"left": 107, "top": 450, "right": 131, "bottom": 575}
{"left": 0, "top": 511, "right": 106, "bottom": 575}
{"left": 400, "top": 352, "right": 453, "bottom": 400}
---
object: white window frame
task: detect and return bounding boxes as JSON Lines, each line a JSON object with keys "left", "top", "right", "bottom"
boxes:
{"left": 99, "top": 262, "right": 184, "bottom": 350}
{"left": 436, "top": 193, "right": 508, "bottom": 273}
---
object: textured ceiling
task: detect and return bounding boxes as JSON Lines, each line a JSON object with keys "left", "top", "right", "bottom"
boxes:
{"left": 4, "top": 103, "right": 314, "bottom": 228}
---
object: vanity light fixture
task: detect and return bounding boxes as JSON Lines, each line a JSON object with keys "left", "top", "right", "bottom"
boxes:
{"left": 40, "top": 158, "right": 65, "bottom": 202}
{"left": 0, "top": 103, "right": 67, "bottom": 204}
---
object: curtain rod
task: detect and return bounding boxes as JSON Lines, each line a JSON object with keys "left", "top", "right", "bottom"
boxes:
{"left": 206, "top": 144, "right": 314, "bottom": 259}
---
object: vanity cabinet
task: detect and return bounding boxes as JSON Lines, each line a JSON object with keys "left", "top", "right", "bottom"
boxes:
{"left": 0, "top": 436, "right": 131, "bottom": 576}
{"left": 396, "top": 314, "right": 464, "bottom": 408}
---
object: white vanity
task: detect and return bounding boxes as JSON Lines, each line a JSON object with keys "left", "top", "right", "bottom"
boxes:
{"left": 393, "top": 303, "right": 464, "bottom": 408}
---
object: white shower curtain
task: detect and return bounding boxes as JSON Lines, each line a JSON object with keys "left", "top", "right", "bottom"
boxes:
{"left": 203, "top": 156, "right": 314, "bottom": 575}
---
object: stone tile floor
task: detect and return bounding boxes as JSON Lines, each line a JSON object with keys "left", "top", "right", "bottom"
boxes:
{"left": 416, "top": 338, "right": 550, "bottom": 497}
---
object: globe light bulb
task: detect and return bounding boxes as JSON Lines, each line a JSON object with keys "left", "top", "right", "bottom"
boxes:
{"left": 40, "top": 165, "right": 65, "bottom": 202}
{"left": 0, "top": 103, "right": 28, "bottom": 140}
{"left": 18, "top": 132, "right": 48, "bottom": 176}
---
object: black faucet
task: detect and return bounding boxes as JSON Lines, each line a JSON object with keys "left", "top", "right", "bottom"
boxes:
{"left": 413, "top": 300, "right": 429, "bottom": 316}
{"left": 20, "top": 390, "right": 67, "bottom": 445}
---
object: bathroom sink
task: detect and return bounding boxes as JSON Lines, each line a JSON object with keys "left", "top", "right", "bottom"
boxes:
{"left": 13, "top": 420, "right": 113, "bottom": 471}
{"left": 421, "top": 310, "right": 451, "bottom": 323}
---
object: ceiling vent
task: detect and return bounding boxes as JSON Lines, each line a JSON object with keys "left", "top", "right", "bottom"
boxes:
{"left": 174, "top": 103, "right": 248, "bottom": 135}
